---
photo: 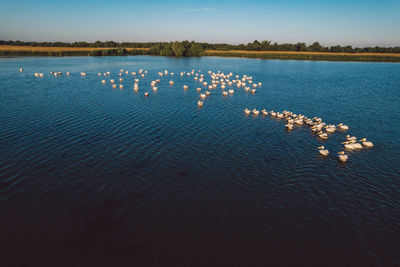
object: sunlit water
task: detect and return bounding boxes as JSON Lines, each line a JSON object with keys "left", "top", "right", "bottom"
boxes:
{"left": 0, "top": 56, "right": 399, "bottom": 266}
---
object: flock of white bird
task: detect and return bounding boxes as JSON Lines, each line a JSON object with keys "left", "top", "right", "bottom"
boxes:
{"left": 21, "top": 66, "right": 373, "bottom": 163}
{"left": 243, "top": 108, "right": 373, "bottom": 162}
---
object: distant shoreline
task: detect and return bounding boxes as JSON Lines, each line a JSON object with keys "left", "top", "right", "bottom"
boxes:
{"left": 1, "top": 45, "right": 399, "bottom": 62}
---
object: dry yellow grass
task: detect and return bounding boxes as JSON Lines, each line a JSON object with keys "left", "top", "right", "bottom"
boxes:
{"left": 0, "top": 45, "right": 149, "bottom": 52}
{"left": 205, "top": 49, "right": 400, "bottom": 57}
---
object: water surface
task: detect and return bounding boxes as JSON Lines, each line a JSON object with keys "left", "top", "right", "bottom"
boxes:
{"left": 0, "top": 56, "right": 399, "bottom": 266}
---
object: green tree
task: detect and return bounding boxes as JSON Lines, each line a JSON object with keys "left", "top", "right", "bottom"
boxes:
{"left": 189, "top": 43, "right": 205, "bottom": 56}
{"left": 309, "top": 42, "right": 322, "bottom": 52}
{"left": 172, "top": 41, "right": 185, "bottom": 56}
{"left": 160, "top": 43, "right": 174, "bottom": 56}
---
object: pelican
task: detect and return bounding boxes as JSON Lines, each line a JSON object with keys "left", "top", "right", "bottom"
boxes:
{"left": 169, "top": 81, "right": 174, "bottom": 85}
{"left": 134, "top": 87, "right": 139, "bottom": 92}
{"left": 338, "top": 151, "right": 348, "bottom": 162}
{"left": 338, "top": 123, "right": 349, "bottom": 131}
{"left": 270, "top": 111, "right": 276, "bottom": 117}
{"left": 346, "top": 135, "right": 357, "bottom": 141}
{"left": 66, "top": 72, "right": 70, "bottom": 76}
{"left": 144, "top": 92, "right": 149, "bottom": 96}
{"left": 183, "top": 85, "right": 188, "bottom": 90}
{"left": 325, "top": 125, "right": 336, "bottom": 133}
{"left": 39, "top": 73, "right": 43, "bottom": 77}
{"left": 34, "top": 73, "right": 39, "bottom": 77}
{"left": 244, "top": 108, "right": 251, "bottom": 115}
{"left": 197, "top": 100, "right": 204, "bottom": 107}
{"left": 343, "top": 141, "right": 362, "bottom": 150}
{"left": 200, "top": 93, "right": 206, "bottom": 98}
{"left": 222, "top": 91, "right": 228, "bottom": 96}
{"left": 97, "top": 73, "right": 101, "bottom": 76}
{"left": 318, "top": 131, "right": 328, "bottom": 139}
{"left": 197, "top": 88, "right": 201, "bottom": 92}
{"left": 119, "top": 84, "right": 123, "bottom": 89}
{"left": 294, "top": 119, "right": 303, "bottom": 125}
{"left": 251, "top": 89, "right": 256, "bottom": 94}
{"left": 359, "top": 138, "right": 374, "bottom": 148}
{"left": 112, "top": 84, "right": 117, "bottom": 89}
{"left": 119, "top": 78, "right": 123, "bottom": 82}
{"left": 262, "top": 109, "right": 268, "bottom": 116}
{"left": 228, "top": 89, "right": 234, "bottom": 94}
{"left": 252, "top": 109, "right": 259, "bottom": 115}
{"left": 318, "top": 146, "right": 329, "bottom": 156}
{"left": 81, "top": 72, "right": 86, "bottom": 76}
{"left": 101, "top": 80, "right": 105, "bottom": 84}
{"left": 205, "top": 91, "right": 211, "bottom": 96}
{"left": 19, "top": 68, "right": 23, "bottom": 72}
{"left": 110, "top": 79, "right": 115, "bottom": 83}
{"left": 153, "top": 86, "right": 158, "bottom": 91}
{"left": 285, "top": 123, "right": 294, "bottom": 131}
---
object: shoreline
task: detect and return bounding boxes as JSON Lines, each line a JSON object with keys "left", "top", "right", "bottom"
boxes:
{"left": 1, "top": 45, "right": 399, "bottom": 63}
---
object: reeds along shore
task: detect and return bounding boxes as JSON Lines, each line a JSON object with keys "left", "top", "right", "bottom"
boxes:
{"left": 205, "top": 50, "right": 400, "bottom": 62}
{"left": 1, "top": 45, "right": 400, "bottom": 62}
{"left": 0, "top": 46, "right": 146, "bottom": 57}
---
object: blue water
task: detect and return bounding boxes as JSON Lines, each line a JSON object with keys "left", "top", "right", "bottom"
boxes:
{"left": 0, "top": 56, "right": 399, "bottom": 266}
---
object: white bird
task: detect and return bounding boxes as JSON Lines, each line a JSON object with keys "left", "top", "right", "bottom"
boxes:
{"left": 318, "top": 146, "right": 329, "bottom": 156}
{"left": 338, "top": 151, "right": 348, "bottom": 162}
{"left": 19, "top": 68, "right": 24, "bottom": 72}
{"left": 252, "top": 109, "right": 259, "bottom": 115}
{"left": 346, "top": 135, "right": 357, "bottom": 141}
{"left": 197, "top": 100, "right": 204, "bottom": 107}
{"left": 144, "top": 92, "right": 149, "bottom": 97}
{"left": 338, "top": 123, "right": 349, "bottom": 131}
{"left": 285, "top": 123, "right": 294, "bottom": 130}
{"left": 183, "top": 85, "right": 188, "bottom": 90}
{"left": 359, "top": 138, "right": 374, "bottom": 148}
{"left": 222, "top": 91, "right": 228, "bottom": 96}
{"left": 244, "top": 108, "right": 251, "bottom": 115}
{"left": 318, "top": 131, "right": 328, "bottom": 139}
{"left": 262, "top": 109, "right": 268, "bottom": 116}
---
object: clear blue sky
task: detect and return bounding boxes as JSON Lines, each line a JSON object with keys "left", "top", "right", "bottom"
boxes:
{"left": 0, "top": 0, "right": 399, "bottom": 47}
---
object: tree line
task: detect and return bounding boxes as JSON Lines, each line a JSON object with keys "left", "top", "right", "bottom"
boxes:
{"left": 1, "top": 39, "right": 399, "bottom": 54}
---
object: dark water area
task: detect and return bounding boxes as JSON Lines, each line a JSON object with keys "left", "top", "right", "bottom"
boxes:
{"left": 0, "top": 56, "right": 399, "bottom": 266}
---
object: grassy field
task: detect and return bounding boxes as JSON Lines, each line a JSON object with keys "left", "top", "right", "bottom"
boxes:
{"left": 205, "top": 50, "right": 400, "bottom": 62}
{"left": 1, "top": 45, "right": 399, "bottom": 62}
{"left": 0, "top": 45, "right": 149, "bottom": 56}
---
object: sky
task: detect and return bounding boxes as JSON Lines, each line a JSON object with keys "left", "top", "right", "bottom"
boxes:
{"left": 0, "top": 0, "right": 399, "bottom": 47}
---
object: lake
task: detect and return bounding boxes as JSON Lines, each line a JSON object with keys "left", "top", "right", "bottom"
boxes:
{"left": 0, "top": 56, "right": 399, "bottom": 266}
